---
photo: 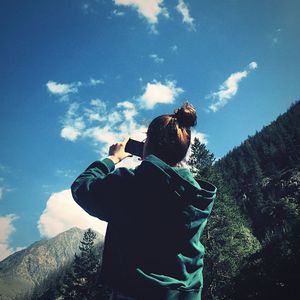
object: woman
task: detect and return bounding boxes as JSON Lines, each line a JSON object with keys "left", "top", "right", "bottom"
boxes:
{"left": 71, "top": 102, "right": 217, "bottom": 300}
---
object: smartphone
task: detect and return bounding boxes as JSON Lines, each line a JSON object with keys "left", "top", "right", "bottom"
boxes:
{"left": 125, "top": 138, "right": 144, "bottom": 157}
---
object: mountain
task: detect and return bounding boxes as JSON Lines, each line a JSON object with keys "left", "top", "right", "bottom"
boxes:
{"left": 0, "top": 227, "right": 104, "bottom": 300}
{"left": 214, "top": 100, "right": 300, "bottom": 299}
{"left": 215, "top": 100, "right": 300, "bottom": 239}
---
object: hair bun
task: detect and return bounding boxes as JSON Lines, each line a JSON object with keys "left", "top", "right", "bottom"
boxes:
{"left": 174, "top": 102, "right": 197, "bottom": 128}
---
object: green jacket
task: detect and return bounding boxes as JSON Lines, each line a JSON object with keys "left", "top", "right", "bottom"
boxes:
{"left": 71, "top": 154, "right": 216, "bottom": 300}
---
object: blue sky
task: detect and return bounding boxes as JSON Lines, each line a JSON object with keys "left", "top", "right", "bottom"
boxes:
{"left": 0, "top": 0, "right": 299, "bottom": 261}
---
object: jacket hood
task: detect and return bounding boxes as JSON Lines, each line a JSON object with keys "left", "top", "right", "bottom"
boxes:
{"left": 142, "top": 154, "right": 217, "bottom": 212}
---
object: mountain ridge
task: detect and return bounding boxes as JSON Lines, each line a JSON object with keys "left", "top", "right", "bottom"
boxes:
{"left": 0, "top": 227, "right": 104, "bottom": 300}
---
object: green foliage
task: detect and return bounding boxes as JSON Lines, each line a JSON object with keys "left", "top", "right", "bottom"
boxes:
{"left": 215, "top": 101, "right": 300, "bottom": 238}
{"left": 214, "top": 100, "right": 300, "bottom": 299}
{"left": 59, "top": 229, "right": 109, "bottom": 300}
{"left": 188, "top": 138, "right": 215, "bottom": 179}
{"left": 188, "top": 138, "right": 260, "bottom": 300}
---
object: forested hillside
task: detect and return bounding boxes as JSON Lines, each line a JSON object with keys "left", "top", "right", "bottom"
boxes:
{"left": 214, "top": 100, "right": 300, "bottom": 299}
{"left": 215, "top": 100, "right": 300, "bottom": 239}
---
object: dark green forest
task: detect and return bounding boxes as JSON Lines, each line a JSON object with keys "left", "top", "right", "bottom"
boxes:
{"left": 35, "top": 101, "right": 300, "bottom": 299}
{"left": 213, "top": 100, "right": 300, "bottom": 299}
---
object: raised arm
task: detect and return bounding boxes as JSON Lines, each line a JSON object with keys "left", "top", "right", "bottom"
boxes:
{"left": 71, "top": 137, "right": 133, "bottom": 222}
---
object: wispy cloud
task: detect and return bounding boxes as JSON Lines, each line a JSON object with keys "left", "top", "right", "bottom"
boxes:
{"left": 47, "top": 79, "right": 103, "bottom": 102}
{"left": 170, "top": 45, "right": 178, "bottom": 53}
{"left": 38, "top": 189, "right": 107, "bottom": 238}
{"left": 81, "top": 2, "right": 98, "bottom": 15}
{"left": 176, "top": 0, "right": 195, "bottom": 31}
{"left": 84, "top": 99, "right": 107, "bottom": 122}
{"left": 207, "top": 62, "right": 258, "bottom": 112}
{"left": 140, "top": 80, "right": 184, "bottom": 109}
{"left": 60, "top": 102, "right": 85, "bottom": 142}
{"left": 55, "top": 169, "right": 77, "bottom": 178}
{"left": 56, "top": 96, "right": 145, "bottom": 159}
{"left": 89, "top": 77, "right": 104, "bottom": 86}
{"left": 46, "top": 81, "right": 80, "bottom": 96}
{"left": 112, "top": 9, "right": 125, "bottom": 17}
{"left": 47, "top": 77, "right": 186, "bottom": 163}
{"left": 46, "top": 80, "right": 82, "bottom": 102}
{"left": 271, "top": 28, "right": 282, "bottom": 45}
{"left": 0, "top": 176, "right": 12, "bottom": 201}
{"left": 0, "top": 214, "right": 22, "bottom": 261}
{"left": 113, "top": 0, "right": 169, "bottom": 32}
{"left": 149, "top": 53, "right": 164, "bottom": 63}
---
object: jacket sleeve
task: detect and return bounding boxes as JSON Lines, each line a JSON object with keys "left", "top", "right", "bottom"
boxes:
{"left": 71, "top": 158, "right": 134, "bottom": 222}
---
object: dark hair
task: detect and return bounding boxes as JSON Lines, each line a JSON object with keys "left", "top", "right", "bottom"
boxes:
{"left": 146, "top": 102, "right": 197, "bottom": 166}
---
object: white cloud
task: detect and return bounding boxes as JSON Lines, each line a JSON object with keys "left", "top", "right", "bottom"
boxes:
{"left": 90, "top": 98, "right": 107, "bottom": 109}
{"left": 89, "top": 78, "right": 104, "bottom": 86}
{"left": 48, "top": 77, "right": 190, "bottom": 164}
{"left": 85, "top": 126, "right": 119, "bottom": 146}
{"left": 117, "top": 101, "right": 138, "bottom": 120}
{"left": 46, "top": 79, "right": 103, "bottom": 102}
{"left": 179, "top": 130, "right": 208, "bottom": 168}
{"left": 38, "top": 189, "right": 107, "bottom": 238}
{"left": 191, "top": 130, "right": 208, "bottom": 145}
{"left": 0, "top": 214, "right": 17, "bottom": 243}
{"left": 209, "top": 71, "right": 248, "bottom": 112}
{"left": 85, "top": 111, "right": 105, "bottom": 122}
{"left": 248, "top": 61, "right": 258, "bottom": 70}
{"left": 112, "top": 9, "right": 125, "bottom": 16}
{"left": 149, "top": 54, "right": 164, "bottom": 63}
{"left": 113, "top": 0, "right": 168, "bottom": 27}
{"left": 84, "top": 98, "right": 107, "bottom": 122}
{"left": 108, "top": 111, "right": 122, "bottom": 124}
{"left": 0, "top": 214, "right": 20, "bottom": 261}
{"left": 58, "top": 96, "right": 142, "bottom": 156}
{"left": 61, "top": 127, "right": 81, "bottom": 141}
{"left": 208, "top": 62, "right": 258, "bottom": 112}
{"left": 60, "top": 102, "right": 86, "bottom": 141}
{"left": 46, "top": 81, "right": 80, "bottom": 95}
{"left": 117, "top": 100, "right": 135, "bottom": 110}
{"left": 140, "top": 80, "right": 184, "bottom": 109}
{"left": 0, "top": 180, "right": 12, "bottom": 201}
{"left": 176, "top": 0, "right": 195, "bottom": 31}
{"left": 82, "top": 99, "right": 144, "bottom": 158}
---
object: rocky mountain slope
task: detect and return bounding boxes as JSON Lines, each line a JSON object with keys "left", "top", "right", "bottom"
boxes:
{"left": 0, "top": 227, "right": 104, "bottom": 300}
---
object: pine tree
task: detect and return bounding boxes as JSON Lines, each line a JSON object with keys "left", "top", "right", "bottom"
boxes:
{"left": 187, "top": 138, "right": 260, "bottom": 300}
{"left": 188, "top": 137, "right": 215, "bottom": 179}
{"left": 59, "top": 229, "right": 101, "bottom": 300}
